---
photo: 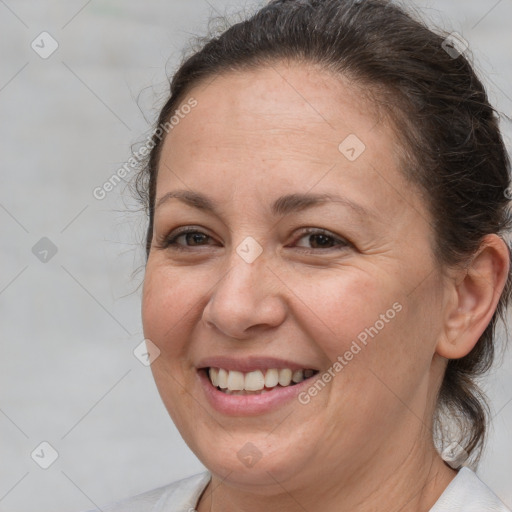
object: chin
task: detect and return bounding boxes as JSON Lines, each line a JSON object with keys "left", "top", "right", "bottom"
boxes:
{"left": 191, "top": 431, "right": 314, "bottom": 489}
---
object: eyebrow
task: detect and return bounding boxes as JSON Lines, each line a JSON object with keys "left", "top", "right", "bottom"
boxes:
{"left": 155, "top": 190, "right": 376, "bottom": 220}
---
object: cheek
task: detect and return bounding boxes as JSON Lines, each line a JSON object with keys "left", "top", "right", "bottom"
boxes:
{"left": 141, "top": 264, "right": 204, "bottom": 422}
{"left": 286, "top": 267, "right": 401, "bottom": 355}
{"left": 289, "top": 266, "right": 432, "bottom": 399}
{"left": 141, "top": 263, "right": 206, "bottom": 363}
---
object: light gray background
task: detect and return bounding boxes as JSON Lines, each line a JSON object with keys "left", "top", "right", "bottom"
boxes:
{"left": 0, "top": 1, "right": 511, "bottom": 511}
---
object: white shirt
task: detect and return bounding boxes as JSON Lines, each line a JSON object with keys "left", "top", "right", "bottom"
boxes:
{"left": 84, "top": 467, "right": 511, "bottom": 512}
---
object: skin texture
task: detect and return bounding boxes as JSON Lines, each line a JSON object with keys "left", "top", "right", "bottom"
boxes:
{"left": 141, "top": 61, "right": 510, "bottom": 512}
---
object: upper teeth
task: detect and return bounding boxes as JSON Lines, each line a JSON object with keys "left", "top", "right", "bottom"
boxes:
{"left": 208, "top": 368, "right": 316, "bottom": 392}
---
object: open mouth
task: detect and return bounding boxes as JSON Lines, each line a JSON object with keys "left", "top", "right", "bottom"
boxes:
{"left": 203, "top": 367, "right": 320, "bottom": 395}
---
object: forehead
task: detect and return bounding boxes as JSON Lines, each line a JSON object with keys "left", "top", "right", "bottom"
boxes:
{"left": 164, "top": 61, "right": 389, "bottom": 154}
{"left": 156, "top": 61, "right": 419, "bottom": 221}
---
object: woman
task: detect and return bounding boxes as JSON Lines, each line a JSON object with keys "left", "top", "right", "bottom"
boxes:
{"left": 89, "top": 0, "right": 512, "bottom": 510}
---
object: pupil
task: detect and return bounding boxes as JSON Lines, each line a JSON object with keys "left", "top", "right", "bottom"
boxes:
{"left": 187, "top": 233, "right": 206, "bottom": 245}
{"left": 311, "top": 234, "right": 332, "bottom": 248}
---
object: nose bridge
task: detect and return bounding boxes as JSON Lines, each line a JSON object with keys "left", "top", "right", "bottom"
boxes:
{"left": 202, "top": 243, "right": 286, "bottom": 338}
{"left": 227, "top": 254, "right": 261, "bottom": 296}
{"left": 217, "top": 244, "right": 271, "bottom": 310}
{"left": 220, "top": 230, "right": 270, "bottom": 293}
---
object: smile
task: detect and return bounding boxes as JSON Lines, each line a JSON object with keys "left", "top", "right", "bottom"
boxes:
{"left": 208, "top": 367, "right": 318, "bottom": 394}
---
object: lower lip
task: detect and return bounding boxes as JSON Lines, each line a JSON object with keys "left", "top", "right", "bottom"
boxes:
{"left": 198, "top": 370, "right": 315, "bottom": 416}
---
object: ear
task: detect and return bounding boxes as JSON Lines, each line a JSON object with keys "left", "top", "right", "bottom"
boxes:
{"left": 436, "top": 234, "right": 510, "bottom": 359}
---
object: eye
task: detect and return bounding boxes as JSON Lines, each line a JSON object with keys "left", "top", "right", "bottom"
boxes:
{"left": 292, "top": 228, "right": 350, "bottom": 251}
{"left": 160, "top": 226, "right": 351, "bottom": 252}
{"left": 163, "top": 227, "right": 216, "bottom": 250}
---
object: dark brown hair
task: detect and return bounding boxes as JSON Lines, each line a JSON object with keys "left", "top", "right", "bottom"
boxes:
{"left": 133, "top": 0, "right": 512, "bottom": 465}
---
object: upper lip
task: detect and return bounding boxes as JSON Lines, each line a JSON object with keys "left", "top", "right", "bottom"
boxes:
{"left": 196, "top": 356, "right": 318, "bottom": 373}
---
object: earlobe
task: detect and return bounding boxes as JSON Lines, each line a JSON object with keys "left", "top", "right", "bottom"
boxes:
{"left": 436, "top": 234, "right": 510, "bottom": 360}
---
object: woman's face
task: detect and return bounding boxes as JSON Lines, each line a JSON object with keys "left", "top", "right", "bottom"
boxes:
{"left": 142, "top": 62, "right": 448, "bottom": 489}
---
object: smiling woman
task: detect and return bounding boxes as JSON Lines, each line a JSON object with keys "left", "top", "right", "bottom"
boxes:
{"left": 87, "top": 0, "right": 511, "bottom": 511}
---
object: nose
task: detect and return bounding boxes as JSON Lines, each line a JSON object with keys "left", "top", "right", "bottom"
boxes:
{"left": 202, "top": 253, "right": 287, "bottom": 340}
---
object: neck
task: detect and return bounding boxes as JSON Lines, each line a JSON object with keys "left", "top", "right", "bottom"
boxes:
{"left": 196, "top": 435, "right": 457, "bottom": 512}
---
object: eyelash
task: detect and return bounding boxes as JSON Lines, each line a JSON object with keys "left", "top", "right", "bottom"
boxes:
{"left": 161, "top": 226, "right": 350, "bottom": 253}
